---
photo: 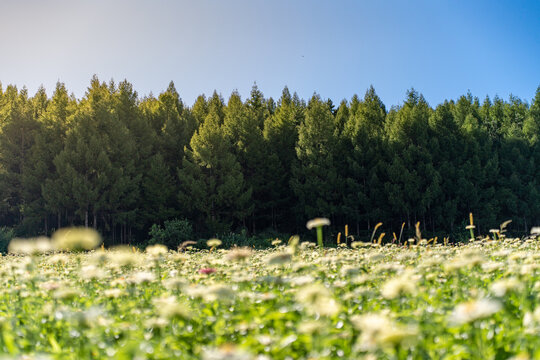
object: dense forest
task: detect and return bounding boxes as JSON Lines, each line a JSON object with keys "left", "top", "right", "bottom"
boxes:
{"left": 0, "top": 76, "right": 539, "bottom": 244}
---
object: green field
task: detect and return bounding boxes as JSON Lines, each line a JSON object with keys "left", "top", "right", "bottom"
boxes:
{"left": 1, "top": 229, "right": 540, "bottom": 359}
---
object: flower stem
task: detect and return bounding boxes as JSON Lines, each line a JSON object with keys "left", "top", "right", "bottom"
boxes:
{"left": 317, "top": 227, "right": 324, "bottom": 247}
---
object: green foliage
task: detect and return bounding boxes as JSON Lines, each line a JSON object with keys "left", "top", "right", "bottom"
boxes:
{"left": 291, "top": 94, "right": 340, "bottom": 220}
{"left": 0, "top": 226, "right": 14, "bottom": 253}
{"left": 148, "top": 218, "right": 194, "bottom": 249}
{"left": 0, "top": 78, "right": 539, "bottom": 244}
{"left": 178, "top": 105, "right": 252, "bottom": 235}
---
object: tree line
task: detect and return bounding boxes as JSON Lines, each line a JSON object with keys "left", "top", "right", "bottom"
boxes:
{"left": 0, "top": 76, "right": 539, "bottom": 244}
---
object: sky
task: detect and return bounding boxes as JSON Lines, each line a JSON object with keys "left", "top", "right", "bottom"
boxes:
{"left": 0, "top": 0, "right": 539, "bottom": 108}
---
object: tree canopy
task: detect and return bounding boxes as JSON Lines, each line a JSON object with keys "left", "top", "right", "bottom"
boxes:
{"left": 0, "top": 78, "right": 538, "bottom": 243}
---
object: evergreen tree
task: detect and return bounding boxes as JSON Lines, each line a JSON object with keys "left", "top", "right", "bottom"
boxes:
{"left": 45, "top": 76, "right": 139, "bottom": 236}
{"left": 159, "top": 82, "right": 197, "bottom": 171}
{"left": 384, "top": 89, "right": 439, "bottom": 229}
{"left": 178, "top": 106, "right": 252, "bottom": 235}
{"left": 23, "top": 83, "right": 75, "bottom": 233}
{"left": 223, "top": 85, "right": 272, "bottom": 231}
{"left": 262, "top": 87, "right": 303, "bottom": 229}
{"left": 0, "top": 86, "right": 40, "bottom": 226}
{"left": 291, "top": 94, "right": 339, "bottom": 222}
{"left": 523, "top": 87, "right": 540, "bottom": 145}
{"left": 342, "top": 86, "right": 387, "bottom": 233}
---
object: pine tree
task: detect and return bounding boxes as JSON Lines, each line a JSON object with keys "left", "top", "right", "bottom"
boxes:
{"left": 223, "top": 85, "right": 270, "bottom": 231}
{"left": 23, "top": 83, "right": 75, "bottom": 234}
{"left": 342, "top": 86, "right": 387, "bottom": 233}
{"left": 523, "top": 87, "right": 540, "bottom": 145}
{"left": 262, "top": 87, "right": 303, "bottom": 229}
{"left": 291, "top": 94, "right": 339, "bottom": 222}
{"left": 159, "top": 82, "right": 197, "bottom": 171}
{"left": 45, "top": 76, "right": 139, "bottom": 235}
{"left": 191, "top": 95, "right": 208, "bottom": 129}
{"left": 178, "top": 107, "right": 252, "bottom": 235}
{"left": 383, "top": 89, "right": 439, "bottom": 229}
{"left": 0, "top": 86, "right": 40, "bottom": 226}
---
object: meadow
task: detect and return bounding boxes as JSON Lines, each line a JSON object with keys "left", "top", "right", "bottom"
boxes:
{"left": 1, "top": 226, "right": 540, "bottom": 359}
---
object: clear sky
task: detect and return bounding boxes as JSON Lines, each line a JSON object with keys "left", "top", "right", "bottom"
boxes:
{"left": 1, "top": 0, "right": 539, "bottom": 107}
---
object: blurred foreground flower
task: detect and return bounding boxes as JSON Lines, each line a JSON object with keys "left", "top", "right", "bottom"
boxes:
{"left": 226, "top": 247, "right": 252, "bottom": 262}
{"left": 199, "top": 267, "right": 217, "bottom": 275}
{"left": 146, "top": 244, "right": 168, "bottom": 257}
{"left": 449, "top": 298, "right": 501, "bottom": 325}
{"left": 153, "top": 296, "right": 191, "bottom": 320}
{"left": 52, "top": 227, "right": 101, "bottom": 251}
{"left": 381, "top": 271, "right": 418, "bottom": 299}
{"left": 202, "top": 344, "right": 253, "bottom": 360}
{"left": 266, "top": 252, "right": 292, "bottom": 266}
{"left": 490, "top": 277, "right": 524, "bottom": 297}
{"left": 306, "top": 217, "right": 330, "bottom": 247}
{"left": 8, "top": 237, "right": 52, "bottom": 255}
{"left": 207, "top": 238, "right": 222, "bottom": 248}
{"left": 295, "top": 283, "right": 340, "bottom": 317}
{"left": 351, "top": 313, "right": 418, "bottom": 351}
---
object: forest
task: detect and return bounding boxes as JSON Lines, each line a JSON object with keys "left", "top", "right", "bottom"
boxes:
{"left": 0, "top": 76, "right": 539, "bottom": 245}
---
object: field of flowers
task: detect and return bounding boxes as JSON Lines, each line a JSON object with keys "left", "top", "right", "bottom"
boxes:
{"left": 2, "top": 227, "right": 540, "bottom": 359}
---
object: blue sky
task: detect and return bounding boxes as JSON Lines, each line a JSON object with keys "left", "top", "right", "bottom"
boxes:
{"left": 0, "top": 0, "right": 539, "bottom": 107}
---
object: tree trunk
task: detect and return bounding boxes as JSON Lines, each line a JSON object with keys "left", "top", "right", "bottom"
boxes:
{"left": 85, "top": 210, "right": 88, "bottom": 228}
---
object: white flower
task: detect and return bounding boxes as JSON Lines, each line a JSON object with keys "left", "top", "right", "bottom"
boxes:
{"left": 266, "top": 252, "right": 292, "bottom": 265}
{"left": 449, "top": 299, "right": 501, "bottom": 325}
{"left": 381, "top": 272, "right": 417, "bottom": 299}
{"left": 207, "top": 239, "right": 222, "bottom": 248}
{"left": 351, "top": 313, "right": 418, "bottom": 351}
{"left": 153, "top": 296, "right": 190, "bottom": 320}
{"left": 523, "top": 307, "right": 540, "bottom": 334}
{"left": 481, "top": 261, "right": 504, "bottom": 273}
{"left": 103, "top": 288, "right": 124, "bottom": 298}
{"left": 202, "top": 344, "right": 253, "bottom": 360}
{"left": 108, "top": 246, "right": 141, "bottom": 268}
{"left": 146, "top": 244, "right": 168, "bottom": 257}
{"left": 52, "top": 227, "right": 101, "bottom": 251}
{"left": 295, "top": 284, "right": 340, "bottom": 317}
{"left": 306, "top": 217, "right": 330, "bottom": 230}
{"left": 8, "top": 237, "right": 52, "bottom": 255}
{"left": 490, "top": 278, "right": 524, "bottom": 297}
{"left": 80, "top": 265, "right": 106, "bottom": 280}
{"left": 128, "top": 271, "right": 155, "bottom": 284}
{"left": 186, "top": 284, "right": 236, "bottom": 303}
{"left": 226, "top": 247, "right": 252, "bottom": 261}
